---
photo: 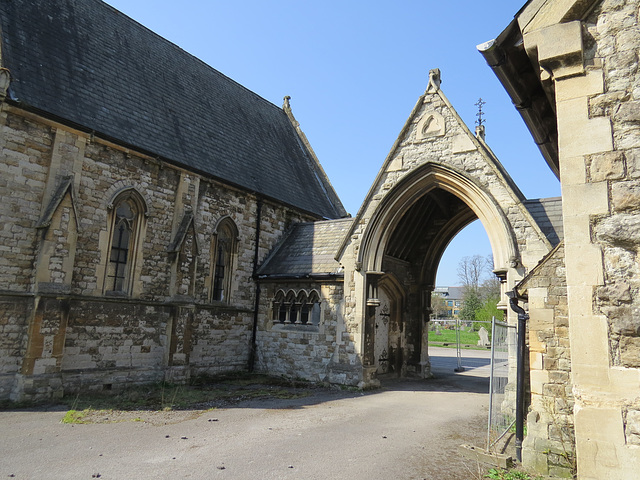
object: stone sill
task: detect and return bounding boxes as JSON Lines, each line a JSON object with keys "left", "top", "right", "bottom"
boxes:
{"left": 271, "top": 323, "right": 320, "bottom": 334}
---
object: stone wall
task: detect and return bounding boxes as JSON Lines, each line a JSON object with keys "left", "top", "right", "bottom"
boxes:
{"left": 519, "top": 243, "right": 575, "bottom": 478}
{"left": 0, "top": 296, "right": 30, "bottom": 399}
{"left": 255, "top": 281, "right": 353, "bottom": 384}
{"left": 0, "top": 106, "right": 315, "bottom": 400}
{"left": 588, "top": 0, "right": 640, "bottom": 454}
{"left": 518, "top": 1, "right": 640, "bottom": 478}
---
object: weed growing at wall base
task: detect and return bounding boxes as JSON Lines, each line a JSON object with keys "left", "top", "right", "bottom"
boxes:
{"left": 484, "top": 467, "right": 539, "bottom": 480}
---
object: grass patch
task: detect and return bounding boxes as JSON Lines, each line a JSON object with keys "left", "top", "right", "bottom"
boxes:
{"left": 61, "top": 409, "right": 90, "bottom": 424}
{"left": 430, "top": 328, "right": 481, "bottom": 345}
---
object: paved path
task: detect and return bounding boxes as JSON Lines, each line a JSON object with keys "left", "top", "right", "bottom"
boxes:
{"left": 429, "top": 345, "right": 493, "bottom": 377}
{"left": 0, "top": 349, "right": 491, "bottom": 480}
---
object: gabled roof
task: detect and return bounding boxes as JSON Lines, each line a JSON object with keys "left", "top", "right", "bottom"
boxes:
{"left": 257, "top": 218, "right": 353, "bottom": 279}
{"left": 0, "top": 0, "right": 346, "bottom": 220}
{"left": 523, "top": 197, "right": 563, "bottom": 246}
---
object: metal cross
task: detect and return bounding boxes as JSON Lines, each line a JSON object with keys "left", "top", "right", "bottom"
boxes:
{"left": 475, "top": 98, "right": 486, "bottom": 127}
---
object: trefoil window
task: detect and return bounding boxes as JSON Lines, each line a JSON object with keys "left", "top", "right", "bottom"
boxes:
{"left": 272, "top": 289, "right": 321, "bottom": 326}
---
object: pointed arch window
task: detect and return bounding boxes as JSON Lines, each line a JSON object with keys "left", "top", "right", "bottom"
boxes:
{"left": 104, "top": 190, "right": 146, "bottom": 295}
{"left": 211, "top": 218, "right": 238, "bottom": 303}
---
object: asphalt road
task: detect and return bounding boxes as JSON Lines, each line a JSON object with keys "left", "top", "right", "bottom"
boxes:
{"left": 0, "top": 348, "right": 492, "bottom": 480}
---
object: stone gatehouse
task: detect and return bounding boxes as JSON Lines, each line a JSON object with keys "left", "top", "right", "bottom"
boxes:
{"left": 1, "top": 1, "right": 639, "bottom": 479}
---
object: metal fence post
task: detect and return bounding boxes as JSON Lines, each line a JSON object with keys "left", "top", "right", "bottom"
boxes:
{"left": 454, "top": 317, "right": 464, "bottom": 372}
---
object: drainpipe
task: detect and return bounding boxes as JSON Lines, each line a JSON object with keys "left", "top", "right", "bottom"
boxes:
{"left": 507, "top": 290, "right": 528, "bottom": 463}
{"left": 248, "top": 197, "right": 263, "bottom": 372}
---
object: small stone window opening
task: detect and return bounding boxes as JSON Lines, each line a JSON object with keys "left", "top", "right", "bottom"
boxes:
{"left": 212, "top": 240, "right": 227, "bottom": 301}
{"left": 273, "top": 290, "right": 284, "bottom": 320}
{"left": 278, "top": 302, "right": 288, "bottom": 323}
{"left": 211, "top": 218, "right": 238, "bottom": 303}
{"left": 309, "top": 290, "right": 321, "bottom": 325}
{"left": 300, "top": 302, "right": 310, "bottom": 324}
{"left": 107, "top": 218, "right": 131, "bottom": 291}
{"left": 290, "top": 304, "right": 299, "bottom": 324}
{"left": 286, "top": 291, "right": 298, "bottom": 323}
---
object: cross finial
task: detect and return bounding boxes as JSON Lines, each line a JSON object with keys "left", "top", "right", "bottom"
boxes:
{"left": 475, "top": 98, "right": 486, "bottom": 127}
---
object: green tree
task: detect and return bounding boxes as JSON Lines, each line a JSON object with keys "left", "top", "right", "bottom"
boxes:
{"left": 476, "top": 296, "right": 503, "bottom": 323}
{"left": 459, "top": 288, "right": 482, "bottom": 321}
{"left": 457, "top": 254, "right": 500, "bottom": 324}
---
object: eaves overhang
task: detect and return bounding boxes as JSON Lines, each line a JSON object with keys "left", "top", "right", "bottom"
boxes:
{"left": 255, "top": 273, "right": 344, "bottom": 282}
{"left": 478, "top": 19, "right": 560, "bottom": 178}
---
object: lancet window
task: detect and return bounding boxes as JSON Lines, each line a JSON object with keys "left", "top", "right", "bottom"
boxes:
{"left": 104, "top": 189, "right": 146, "bottom": 295}
{"left": 211, "top": 218, "right": 238, "bottom": 303}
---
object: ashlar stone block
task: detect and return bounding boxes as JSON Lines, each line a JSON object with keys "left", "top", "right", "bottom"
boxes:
{"left": 588, "top": 151, "right": 625, "bottom": 182}
{"left": 556, "top": 69, "right": 604, "bottom": 102}
{"left": 574, "top": 406, "right": 625, "bottom": 474}
{"left": 564, "top": 243, "right": 604, "bottom": 287}
{"left": 525, "top": 21, "right": 584, "bottom": 79}
{"left": 557, "top": 97, "right": 613, "bottom": 158}
{"left": 570, "top": 314, "right": 611, "bottom": 385}
{"left": 612, "top": 180, "right": 640, "bottom": 212}
{"left": 625, "top": 409, "right": 640, "bottom": 446}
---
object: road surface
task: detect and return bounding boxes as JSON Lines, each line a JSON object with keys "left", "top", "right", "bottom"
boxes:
{"left": 0, "top": 348, "right": 492, "bottom": 479}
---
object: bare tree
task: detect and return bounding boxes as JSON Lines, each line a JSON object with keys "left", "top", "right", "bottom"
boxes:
{"left": 481, "top": 276, "right": 501, "bottom": 300}
{"left": 457, "top": 254, "right": 488, "bottom": 294}
{"left": 457, "top": 254, "right": 499, "bottom": 322}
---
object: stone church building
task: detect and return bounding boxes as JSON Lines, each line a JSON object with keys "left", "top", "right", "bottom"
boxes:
{"left": 0, "top": 0, "right": 638, "bottom": 479}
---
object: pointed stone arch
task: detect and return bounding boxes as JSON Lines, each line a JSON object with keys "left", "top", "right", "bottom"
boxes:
{"left": 333, "top": 75, "right": 558, "bottom": 384}
{"left": 210, "top": 216, "right": 239, "bottom": 303}
{"left": 99, "top": 186, "right": 149, "bottom": 297}
{"left": 359, "top": 162, "right": 518, "bottom": 279}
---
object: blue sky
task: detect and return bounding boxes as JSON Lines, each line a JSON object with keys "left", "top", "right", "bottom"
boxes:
{"left": 104, "top": 0, "right": 560, "bottom": 286}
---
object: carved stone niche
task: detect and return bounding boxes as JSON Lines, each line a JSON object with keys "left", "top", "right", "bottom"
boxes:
{"left": 416, "top": 112, "right": 445, "bottom": 142}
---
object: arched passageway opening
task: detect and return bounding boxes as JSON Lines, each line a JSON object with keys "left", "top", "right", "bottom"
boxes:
{"left": 359, "top": 165, "right": 516, "bottom": 379}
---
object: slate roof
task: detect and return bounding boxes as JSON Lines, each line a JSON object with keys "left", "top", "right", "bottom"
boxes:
{"left": 523, "top": 197, "right": 564, "bottom": 246}
{"left": 0, "top": 0, "right": 346, "bottom": 220}
{"left": 257, "top": 218, "right": 354, "bottom": 278}
{"left": 434, "top": 286, "right": 465, "bottom": 301}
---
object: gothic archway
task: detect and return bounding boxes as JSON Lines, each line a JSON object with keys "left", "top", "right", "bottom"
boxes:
{"left": 358, "top": 163, "right": 518, "bottom": 377}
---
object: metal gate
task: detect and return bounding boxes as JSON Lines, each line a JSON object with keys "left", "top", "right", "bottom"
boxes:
{"left": 487, "top": 317, "right": 517, "bottom": 450}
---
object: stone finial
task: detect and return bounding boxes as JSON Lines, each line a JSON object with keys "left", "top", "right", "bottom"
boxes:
{"left": 282, "top": 95, "right": 299, "bottom": 128}
{"left": 283, "top": 95, "right": 292, "bottom": 112}
{"left": 426, "top": 68, "right": 441, "bottom": 93}
{"left": 0, "top": 68, "right": 11, "bottom": 100}
{"left": 475, "top": 124, "right": 486, "bottom": 141}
